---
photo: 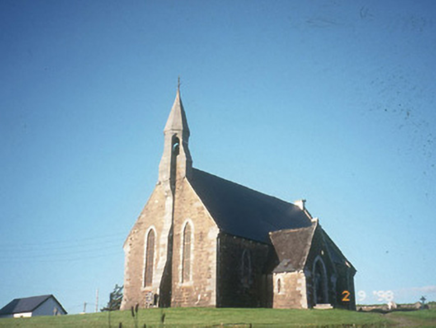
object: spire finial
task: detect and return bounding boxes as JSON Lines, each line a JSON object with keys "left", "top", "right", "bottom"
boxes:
{"left": 177, "top": 76, "right": 181, "bottom": 92}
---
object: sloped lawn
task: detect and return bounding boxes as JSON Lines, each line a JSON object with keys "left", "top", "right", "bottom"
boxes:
{"left": 0, "top": 307, "right": 395, "bottom": 328}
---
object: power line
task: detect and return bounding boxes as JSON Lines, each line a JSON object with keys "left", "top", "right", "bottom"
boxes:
{"left": 0, "top": 231, "right": 128, "bottom": 263}
{"left": 0, "top": 250, "right": 122, "bottom": 263}
{"left": 0, "top": 232, "right": 126, "bottom": 249}
{"left": 0, "top": 244, "right": 122, "bottom": 260}
{"left": 1, "top": 238, "right": 123, "bottom": 253}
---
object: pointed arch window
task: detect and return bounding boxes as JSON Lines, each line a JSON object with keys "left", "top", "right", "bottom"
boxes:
{"left": 313, "top": 257, "right": 328, "bottom": 304}
{"left": 144, "top": 229, "right": 155, "bottom": 287}
{"left": 181, "top": 223, "right": 192, "bottom": 283}
{"left": 241, "top": 249, "right": 252, "bottom": 287}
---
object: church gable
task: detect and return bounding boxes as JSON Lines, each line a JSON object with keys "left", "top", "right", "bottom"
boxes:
{"left": 122, "top": 183, "right": 172, "bottom": 309}
{"left": 171, "top": 178, "right": 219, "bottom": 307}
{"left": 269, "top": 223, "right": 318, "bottom": 309}
{"left": 124, "top": 185, "right": 165, "bottom": 246}
{"left": 270, "top": 220, "right": 356, "bottom": 309}
{"left": 321, "top": 230, "right": 357, "bottom": 310}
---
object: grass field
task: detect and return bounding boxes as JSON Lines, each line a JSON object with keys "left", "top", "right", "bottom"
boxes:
{"left": 0, "top": 308, "right": 435, "bottom": 328}
{"left": 387, "top": 309, "right": 436, "bottom": 327}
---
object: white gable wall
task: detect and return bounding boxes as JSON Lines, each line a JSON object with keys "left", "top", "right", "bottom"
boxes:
{"left": 32, "top": 297, "right": 66, "bottom": 316}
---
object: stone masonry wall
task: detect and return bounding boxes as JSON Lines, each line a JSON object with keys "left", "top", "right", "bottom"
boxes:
{"left": 121, "top": 182, "right": 171, "bottom": 310}
{"left": 273, "top": 272, "right": 307, "bottom": 309}
{"left": 217, "top": 233, "right": 271, "bottom": 307}
{"left": 304, "top": 227, "right": 337, "bottom": 308}
{"left": 171, "top": 178, "right": 219, "bottom": 307}
{"left": 334, "top": 264, "right": 356, "bottom": 310}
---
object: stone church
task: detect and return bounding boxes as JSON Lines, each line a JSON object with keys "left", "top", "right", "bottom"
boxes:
{"left": 121, "top": 87, "right": 356, "bottom": 310}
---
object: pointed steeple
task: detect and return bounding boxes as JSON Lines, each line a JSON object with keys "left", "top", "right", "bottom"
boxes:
{"left": 163, "top": 87, "right": 190, "bottom": 139}
{"left": 158, "top": 83, "right": 192, "bottom": 184}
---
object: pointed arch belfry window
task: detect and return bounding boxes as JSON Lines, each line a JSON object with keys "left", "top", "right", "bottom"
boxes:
{"left": 172, "top": 135, "right": 180, "bottom": 156}
{"left": 144, "top": 229, "right": 155, "bottom": 287}
{"left": 181, "top": 223, "right": 192, "bottom": 283}
{"left": 170, "top": 135, "right": 180, "bottom": 191}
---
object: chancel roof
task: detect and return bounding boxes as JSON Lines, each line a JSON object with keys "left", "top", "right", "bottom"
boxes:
{"left": 270, "top": 223, "right": 356, "bottom": 273}
{"left": 270, "top": 224, "right": 317, "bottom": 272}
{"left": 189, "top": 168, "right": 313, "bottom": 244}
{"left": 273, "top": 259, "right": 297, "bottom": 273}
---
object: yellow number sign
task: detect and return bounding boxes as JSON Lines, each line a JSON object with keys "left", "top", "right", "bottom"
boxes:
{"left": 342, "top": 290, "right": 350, "bottom": 302}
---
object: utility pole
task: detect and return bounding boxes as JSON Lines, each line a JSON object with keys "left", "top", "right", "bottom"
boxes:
{"left": 83, "top": 302, "right": 87, "bottom": 313}
{"left": 96, "top": 289, "right": 99, "bottom": 313}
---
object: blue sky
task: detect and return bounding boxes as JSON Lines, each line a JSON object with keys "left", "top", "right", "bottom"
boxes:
{"left": 1, "top": 0, "right": 435, "bottom": 313}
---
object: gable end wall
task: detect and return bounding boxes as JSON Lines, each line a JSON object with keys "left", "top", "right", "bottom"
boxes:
{"left": 171, "top": 178, "right": 219, "bottom": 307}
{"left": 122, "top": 183, "right": 171, "bottom": 309}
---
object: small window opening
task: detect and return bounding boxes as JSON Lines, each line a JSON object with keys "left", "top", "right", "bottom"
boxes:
{"left": 172, "top": 136, "right": 180, "bottom": 156}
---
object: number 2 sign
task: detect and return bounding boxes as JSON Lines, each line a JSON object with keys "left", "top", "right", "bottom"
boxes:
{"left": 342, "top": 290, "right": 350, "bottom": 302}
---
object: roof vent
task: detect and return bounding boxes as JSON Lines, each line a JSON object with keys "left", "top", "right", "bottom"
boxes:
{"left": 295, "top": 199, "right": 306, "bottom": 211}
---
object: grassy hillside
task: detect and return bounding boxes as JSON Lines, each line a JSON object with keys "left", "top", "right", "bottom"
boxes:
{"left": 0, "top": 308, "right": 398, "bottom": 328}
{"left": 1, "top": 308, "right": 436, "bottom": 327}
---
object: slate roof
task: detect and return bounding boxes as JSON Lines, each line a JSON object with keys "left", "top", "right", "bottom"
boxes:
{"left": 270, "top": 223, "right": 317, "bottom": 272}
{"left": 0, "top": 295, "right": 66, "bottom": 315}
{"left": 189, "top": 168, "right": 313, "bottom": 244}
{"left": 270, "top": 223, "right": 356, "bottom": 273}
{"left": 273, "top": 259, "right": 297, "bottom": 273}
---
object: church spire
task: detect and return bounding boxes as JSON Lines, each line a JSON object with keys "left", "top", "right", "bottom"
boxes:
{"left": 158, "top": 82, "right": 192, "bottom": 184}
{"left": 163, "top": 82, "right": 190, "bottom": 139}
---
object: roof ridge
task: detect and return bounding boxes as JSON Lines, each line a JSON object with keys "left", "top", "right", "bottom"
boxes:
{"left": 13, "top": 294, "right": 52, "bottom": 300}
{"left": 191, "top": 167, "right": 297, "bottom": 207}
